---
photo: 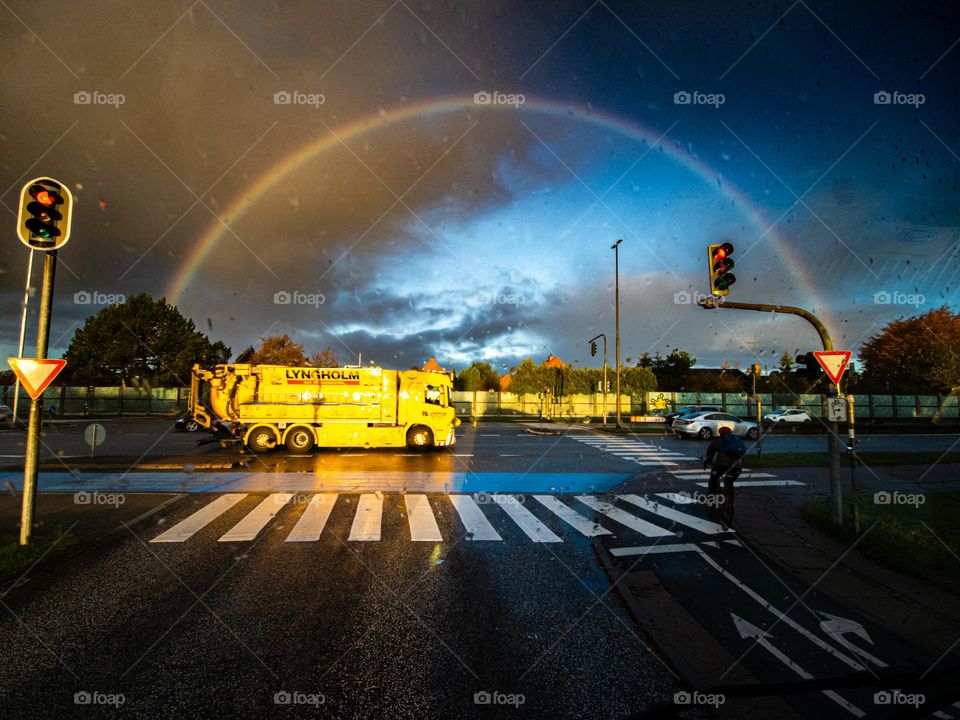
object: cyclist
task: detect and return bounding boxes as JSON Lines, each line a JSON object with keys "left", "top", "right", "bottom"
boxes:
{"left": 704, "top": 426, "right": 746, "bottom": 524}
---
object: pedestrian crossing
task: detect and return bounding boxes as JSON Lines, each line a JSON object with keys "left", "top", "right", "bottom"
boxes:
{"left": 149, "top": 492, "right": 734, "bottom": 545}
{"left": 570, "top": 434, "right": 696, "bottom": 466}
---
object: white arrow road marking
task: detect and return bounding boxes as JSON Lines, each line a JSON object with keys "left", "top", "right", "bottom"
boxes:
{"left": 732, "top": 613, "right": 864, "bottom": 717}
{"left": 696, "top": 548, "right": 866, "bottom": 672}
{"left": 817, "top": 611, "right": 888, "bottom": 668}
{"left": 285, "top": 494, "right": 337, "bottom": 542}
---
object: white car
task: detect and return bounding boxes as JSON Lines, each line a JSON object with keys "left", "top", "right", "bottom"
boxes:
{"left": 764, "top": 408, "right": 812, "bottom": 423}
{"left": 672, "top": 411, "right": 759, "bottom": 440}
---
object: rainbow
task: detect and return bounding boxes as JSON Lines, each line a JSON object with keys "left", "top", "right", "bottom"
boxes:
{"left": 166, "top": 95, "right": 828, "bottom": 327}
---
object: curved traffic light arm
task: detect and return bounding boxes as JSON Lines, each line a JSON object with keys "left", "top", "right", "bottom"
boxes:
{"left": 696, "top": 298, "right": 833, "bottom": 351}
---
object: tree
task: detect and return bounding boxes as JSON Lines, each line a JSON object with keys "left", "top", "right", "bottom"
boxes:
{"left": 621, "top": 366, "right": 657, "bottom": 397}
{"left": 63, "top": 293, "right": 230, "bottom": 386}
{"left": 650, "top": 349, "right": 697, "bottom": 390}
{"left": 458, "top": 366, "right": 482, "bottom": 391}
{"left": 859, "top": 307, "right": 960, "bottom": 394}
{"left": 235, "top": 345, "right": 256, "bottom": 363}
{"left": 309, "top": 347, "right": 339, "bottom": 368}
{"left": 249, "top": 335, "right": 308, "bottom": 366}
{"left": 507, "top": 358, "right": 552, "bottom": 395}
{"left": 455, "top": 361, "right": 500, "bottom": 391}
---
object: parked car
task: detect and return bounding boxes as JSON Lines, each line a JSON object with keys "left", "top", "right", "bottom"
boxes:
{"left": 0, "top": 403, "right": 12, "bottom": 421}
{"left": 764, "top": 408, "right": 812, "bottom": 423}
{"left": 664, "top": 404, "right": 722, "bottom": 425}
{"left": 174, "top": 413, "right": 201, "bottom": 432}
{"left": 672, "top": 411, "right": 759, "bottom": 440}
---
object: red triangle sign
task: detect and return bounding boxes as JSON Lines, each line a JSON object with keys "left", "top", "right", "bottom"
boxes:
{"left": 7, "top": 358, "right": 67, "bottom": 400}
{"left": 813, "top": 351, "right": 851, "bottom": 385}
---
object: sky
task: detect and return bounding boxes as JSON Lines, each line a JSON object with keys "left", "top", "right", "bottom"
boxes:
{"left": 1, "top": 0, "right": 959, "bottom": 376}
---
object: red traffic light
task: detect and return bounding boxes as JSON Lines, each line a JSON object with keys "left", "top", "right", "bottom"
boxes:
{"left": 712, "top": 242, "right": 734, "bottom": 261}
{"left": 29, "top": 184, "right": 61, "bottom": 207}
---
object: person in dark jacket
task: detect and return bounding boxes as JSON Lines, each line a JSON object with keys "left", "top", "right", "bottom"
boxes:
{"left": 704, "top": 426, "right": 745, "bottom": 511}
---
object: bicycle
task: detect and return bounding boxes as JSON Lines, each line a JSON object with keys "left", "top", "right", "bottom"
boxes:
{"left": 704, "top": 458, "right": 741, "bottom": 529}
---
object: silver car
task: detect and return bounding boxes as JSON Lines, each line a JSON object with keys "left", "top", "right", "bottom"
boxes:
{"left": 672, "top": 411, "right": 759, "bottom": 440}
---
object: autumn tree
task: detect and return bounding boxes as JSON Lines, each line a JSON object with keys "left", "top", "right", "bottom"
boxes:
{"left": 309, "top": 347, "right": 339, "bottom": 367}
{"left": 859, "top": 306, "right": 960, "bottom": 394}
{"left": 249, "top": 335, "right": 308, "bottom": 366}
{"left": 63, "top": 294, "right": 230, "bottom": 386}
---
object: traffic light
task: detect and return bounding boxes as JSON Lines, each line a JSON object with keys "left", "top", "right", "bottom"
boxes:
{"left": 17, "top": 177, "right": 73, "bottom": 250}
{"left": 708, "top": 242, "right": 736, "bottom": 296}
{"left": 794, "top": 352, "right": 822, "bottom": 381}
{"left": 590, "top": 341, "right": 597, "bottom": 357}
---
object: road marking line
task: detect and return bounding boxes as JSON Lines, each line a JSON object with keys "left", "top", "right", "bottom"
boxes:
{"left": 285, "top": 494, "right": 337, "bottom": 542}
{"left": 619, "top": 494, "right": 728, "bottom": 534}
{"left": 219, "top": 493, "right": 294, "bottom": 542}
{"left": 405, "top": 494, "right": 443, "bottom": 541}
{"left": 576, "top": 496, "right": 674, "bottom": 537}
{"left": 449, "top": 495, "right": 502, "bottom": 541}
{"left": 655, "top": 492, "right": 699, "bottom": 504}
{"left": 533, "top": 495, "right": 612, "bottom": 536}
{"left": 496, "top": 498, "right": 563, "bottom": 542}
{"left": 349, "top": 493, "right": 383, "bottom": 541}
{"left": 695, "top": 480, "right": 804, "bottom": 488}
{"left": 610, "top": 543, "right": 701, "bottom": 556}
{"left": 150, "top": 494, "right": 248, "bottom": 543}
{"left": 118, "top": 494, "right": 186, "bottom": 532}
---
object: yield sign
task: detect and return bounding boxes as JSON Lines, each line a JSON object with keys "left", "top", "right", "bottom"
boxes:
{"left": 7, "top": 358, "right": 67, "bottom": 399}
{"left": 813, "top": 351, "right": 851, "bottom": 385}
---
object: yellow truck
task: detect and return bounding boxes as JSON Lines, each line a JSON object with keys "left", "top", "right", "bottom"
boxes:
{"left": 189, "top": 363, "right": 459, "bottom": 453}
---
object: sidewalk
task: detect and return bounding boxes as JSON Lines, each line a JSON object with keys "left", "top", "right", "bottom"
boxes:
{"left": 735, "top": 485, "right": 960, "bottom": 657}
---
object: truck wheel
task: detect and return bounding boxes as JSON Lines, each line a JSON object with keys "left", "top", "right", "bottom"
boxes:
{"left": 406, "top": 426, "right": 434, "bottom": 449}
{"left": 246, "top": 427, "right": 277, "bottom": 453}
{"left": 285, "top": 427, "right": 315, "bottom": 453}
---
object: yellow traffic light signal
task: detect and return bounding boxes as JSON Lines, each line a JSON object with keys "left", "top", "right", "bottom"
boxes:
{"left": 708, "top": 242, "right": 736, "bottom": 296}
{"left": 17, "top": 177, "right": 73, "bottom": 250}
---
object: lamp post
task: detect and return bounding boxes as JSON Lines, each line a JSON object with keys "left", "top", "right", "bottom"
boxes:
{"left": 612, "top": 239, "right": 623, "bottom": 428}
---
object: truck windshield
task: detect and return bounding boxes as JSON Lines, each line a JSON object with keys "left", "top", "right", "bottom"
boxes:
{"left": 425, "top": 385, "right": 443, "bottom": 406}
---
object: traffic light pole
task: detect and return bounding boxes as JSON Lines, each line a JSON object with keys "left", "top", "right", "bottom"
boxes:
{"left": 588, "top": 333, "right": 608, "bottom": 427}
{"left": 612, "top": 239, "right": 623, "bottom": 429}
{"left": 11, "top": 249, "right": 35, "bottom": 428}
{"left": 20, "top": 250, "right": 57, "bottom": 545}
{"left": 698, "top": 297, "right": 844, "bottom": 525}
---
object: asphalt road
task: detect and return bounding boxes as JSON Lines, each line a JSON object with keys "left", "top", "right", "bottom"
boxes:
{"left": 1, "top": 425, "right": 957, "bottom": 718}
{"left": 1, "top": 419, "right": 958, "bottom": 472}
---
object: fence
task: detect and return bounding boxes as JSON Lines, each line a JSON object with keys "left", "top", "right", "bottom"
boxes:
{"left": 2, "top": 385, "right": 957, "bottom": 422}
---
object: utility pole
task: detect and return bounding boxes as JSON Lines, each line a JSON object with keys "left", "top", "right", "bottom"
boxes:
{"left": 612, "top": 239, "right": 623, "bottom": 428}
{"left": 11, "top": 249, "right": 34, "bottom": 427}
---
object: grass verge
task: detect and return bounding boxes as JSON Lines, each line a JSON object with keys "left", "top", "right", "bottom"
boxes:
{"left": 0, "top": 528, "right": 78, "bottom": 588}
{"left": 801, "top": 491, "right": 960, "bottom": 597}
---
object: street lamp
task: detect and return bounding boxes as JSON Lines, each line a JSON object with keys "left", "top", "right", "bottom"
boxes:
{"left": 611, "top": 239, "right": 623, "bottom": 428}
